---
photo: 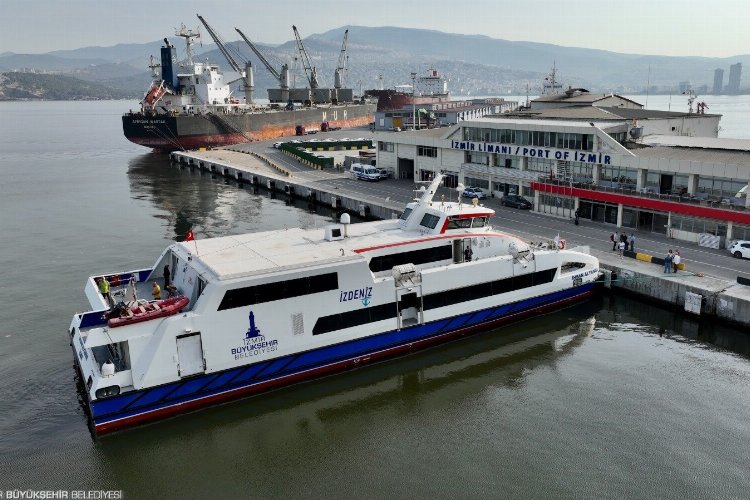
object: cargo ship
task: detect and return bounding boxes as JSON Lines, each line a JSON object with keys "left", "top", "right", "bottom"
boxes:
{"left": 123, "top": 21, "right": 376, "bottom": 151}
{"left": 366, "top": 69, "right": 451, "bottom": 112}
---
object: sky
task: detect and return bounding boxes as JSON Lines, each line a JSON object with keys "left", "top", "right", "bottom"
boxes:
{"left": 1, "top": 0, "right": 749, "bottom": 58}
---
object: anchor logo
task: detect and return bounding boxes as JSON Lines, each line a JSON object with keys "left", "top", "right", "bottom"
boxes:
{"left": 245, "top": 310, "right": 261, "bottom": 338}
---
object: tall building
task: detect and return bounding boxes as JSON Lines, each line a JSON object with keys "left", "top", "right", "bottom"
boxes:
{"left": 727, "top": 63, "right": 742, "bottom": 94}
{"left": 713, "top": 68, "right": 724, "bottom": 94}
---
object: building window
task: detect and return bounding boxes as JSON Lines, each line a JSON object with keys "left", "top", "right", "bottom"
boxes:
{"left": 417, "top": 146, "right": 437, "bottom": 157}
{"left": 465, "top": 151, "right": 489, "bottom": 165}
{"left": 378, "top": 141, "right": 394, "bottom": 152}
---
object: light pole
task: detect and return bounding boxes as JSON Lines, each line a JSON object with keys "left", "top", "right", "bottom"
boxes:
{"left": 411, "top": 72, "right": 417, "bottom": 130}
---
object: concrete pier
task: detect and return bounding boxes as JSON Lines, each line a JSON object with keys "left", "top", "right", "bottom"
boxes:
{"left": 170, "top": 149, "right": 750, "bottom": 329}
{"left": 170, "top": 149, "right": 402, "bottom": 220}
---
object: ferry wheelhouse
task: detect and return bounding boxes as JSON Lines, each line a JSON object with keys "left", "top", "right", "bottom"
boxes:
{"left": 69, "top": 174, "right": 600, "bottom": 435}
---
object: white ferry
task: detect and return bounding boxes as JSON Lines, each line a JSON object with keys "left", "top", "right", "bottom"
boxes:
{"left": 69, "top": 174, "right": 600, "bottom": 435}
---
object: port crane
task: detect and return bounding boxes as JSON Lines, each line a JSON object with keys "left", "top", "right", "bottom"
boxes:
{"left": 196, "top": 14, "right": 254, "bottom": 103}
{"left": 235, "top": 27, "right": 290, "bottom": 93}
{"left": 292, "top": 25, "right": 319, "bottom": 89}
{"left": 334, "top": 29, "right": 348, "bottom": 89}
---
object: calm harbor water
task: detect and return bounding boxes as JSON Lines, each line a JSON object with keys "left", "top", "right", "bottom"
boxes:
{"left": 1, "top": 100, "right": 750, "bottom": 498}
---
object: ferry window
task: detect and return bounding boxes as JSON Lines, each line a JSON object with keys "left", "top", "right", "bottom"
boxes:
{"left": 313, "top": 303, "right": 396, "bottom": 335}
{"left": 419, "top": 213, "right": 441, "bottom": 230}
{"left": 471, "top": 217, "right": 487, "bottom": 228}
{"left": 422, "top": 268, "right": 557, "bottom": 310}
{"left": 217, "top": 272, "right": 339, "bottom": 311}
{"left": 446, "top": 217, "right": 472, "bottom": 229}
{"left": 369, "top": 244, "right": 453, "bottom": 273}
{"left": 400, "top": 207, "right": 413, "bottom": 221}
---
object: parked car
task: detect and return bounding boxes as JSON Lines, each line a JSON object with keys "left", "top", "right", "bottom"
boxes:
{"left": 272, "top": 142, "right": 284, "bottom": 149}
{"left": 378, "top": 168, "right": 391, "bottom": 180}
{"left": 501, "top": 194, "right": 532, "bottom": 209}
{"left": 728, "top": 240, "right": 750, "bottom": 259}
{"left": 462, "top": 187, "right": 487, "bottom": 199}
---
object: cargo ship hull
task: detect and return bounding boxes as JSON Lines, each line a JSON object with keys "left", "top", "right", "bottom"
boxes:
{"left": 123, "top": 103, "right": 376, "bottom": 151}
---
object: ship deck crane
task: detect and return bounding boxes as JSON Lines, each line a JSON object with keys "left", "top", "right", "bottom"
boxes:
{"left": 196, "top": 14, "right": 243, "bottom": 73}
{"left": 292, "top": 25, "right": 319, "bottom": 89}
{"left": 235, "top": 27, "right": 289, "bottom": 90}
{"left": 334, "top": 29, "right": 348, "bottom": 89}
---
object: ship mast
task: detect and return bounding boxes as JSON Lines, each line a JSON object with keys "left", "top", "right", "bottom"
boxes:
{"left": 174, "top": 24, "right": 200, "bottom": 66}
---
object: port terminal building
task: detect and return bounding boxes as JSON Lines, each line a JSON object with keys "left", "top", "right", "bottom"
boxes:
{"left": 373, "top": 92, "right": 750, "bottom": 248}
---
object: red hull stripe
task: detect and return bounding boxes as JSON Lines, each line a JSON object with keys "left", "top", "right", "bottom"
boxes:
{"left": 94, "top": 289, "right": 592, "bottom": 435}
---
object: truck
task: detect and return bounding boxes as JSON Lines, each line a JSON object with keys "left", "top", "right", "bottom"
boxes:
{"left": 320, "top": 121, "right": 341, "bottom": 132}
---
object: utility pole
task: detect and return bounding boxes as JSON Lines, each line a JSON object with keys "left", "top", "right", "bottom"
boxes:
{"left": 411, "top": 72, "right": 417, "bottom": 130}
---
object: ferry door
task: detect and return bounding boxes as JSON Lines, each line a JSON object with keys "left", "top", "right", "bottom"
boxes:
{"left": 396, "top": 286, "right": 423, "bottom": 329}
{"left": 176, "top": 332, "right": 205, "bottom": 378}
{"left": 454, "top": 238, "right": 472, "bottom": 263}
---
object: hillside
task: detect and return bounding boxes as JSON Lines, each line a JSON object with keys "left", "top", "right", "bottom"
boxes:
{"left": 0, "top": 72, "right": 134, "bottom": 100}
{"left": 0, "top": 25, "right": 748, "bottom": 100}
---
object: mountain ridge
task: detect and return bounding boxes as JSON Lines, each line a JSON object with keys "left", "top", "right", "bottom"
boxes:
{"left": 1, "top": 25, "right": 747, "bottom": 100}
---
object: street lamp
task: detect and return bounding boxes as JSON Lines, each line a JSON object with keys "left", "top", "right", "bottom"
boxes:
{"left": 411, "top": 72, "right": 417, "bottom": 131}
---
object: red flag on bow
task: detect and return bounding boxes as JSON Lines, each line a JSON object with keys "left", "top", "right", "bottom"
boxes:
{"left": 184, "top": 228, "right": 195, "bottom": 242}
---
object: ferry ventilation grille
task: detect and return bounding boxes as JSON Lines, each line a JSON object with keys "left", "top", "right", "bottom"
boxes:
{"left": 292, "top": 313, "right": 304, "bottom": 336}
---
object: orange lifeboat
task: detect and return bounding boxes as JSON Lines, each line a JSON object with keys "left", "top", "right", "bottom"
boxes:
{"left": 145, "top": 84, "right": 166, "bottom": 105}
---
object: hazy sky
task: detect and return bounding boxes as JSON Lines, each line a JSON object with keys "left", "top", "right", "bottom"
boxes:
{"left": 2, "top": 0, "right": 748, "bottom": 58}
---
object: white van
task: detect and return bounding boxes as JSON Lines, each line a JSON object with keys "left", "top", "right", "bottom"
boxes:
{"left": 350, "top": 163, "right": 380, "bottom": 182}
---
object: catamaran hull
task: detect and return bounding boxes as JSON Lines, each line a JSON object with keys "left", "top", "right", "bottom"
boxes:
{"left": 79, "top": 283, "right": 595, "bottom": 435}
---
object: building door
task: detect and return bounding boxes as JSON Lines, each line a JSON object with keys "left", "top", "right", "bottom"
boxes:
{"left": 443, "top": 173, "right": 458, "bottom": 188}
{"left": 397, "top": 158, "right": 414, "bottom": 180}
{"left": 176, "top": 332, "right": 205, "bottom": 378}
{"left": 660, "top": 174, "right": 673, "bottom": 194}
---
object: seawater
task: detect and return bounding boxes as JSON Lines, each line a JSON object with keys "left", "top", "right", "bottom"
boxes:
{"left": 1, "top": 100, "right": 749, "bottom": 497}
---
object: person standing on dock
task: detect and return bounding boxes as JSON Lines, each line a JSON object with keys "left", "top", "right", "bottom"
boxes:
{"left": 672, "top": 250, "right": 681, "bottom": 273}
{"left": 664, "top": 250, "right": 673, "bottom": 273}
{"left": 611, "top": 231, "right": 619, "bottom": 251}
{"left": 618, "top": 239, "right": 625, "bottom": 258}
{"left": 629, "top": 233, "right": 636, "bottom": 252}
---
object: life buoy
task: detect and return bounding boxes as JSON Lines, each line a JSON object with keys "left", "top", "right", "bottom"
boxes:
{"left": 558, "top": 239, "right": 566, "bottom": 250}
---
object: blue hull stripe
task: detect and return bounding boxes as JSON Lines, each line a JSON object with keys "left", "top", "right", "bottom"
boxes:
{"left": 91, "top": 284, "right": 594, "bottom": 426}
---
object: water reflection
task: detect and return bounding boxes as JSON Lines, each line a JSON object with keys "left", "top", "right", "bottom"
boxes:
{"left": 600, "top": 294, "right": 750, "bottom": 357}
{"left": 98, "top": 300, "right": 599, "bottom": 451}
{"left": 125, "top": 154, "right": 362, "bottom": 241}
